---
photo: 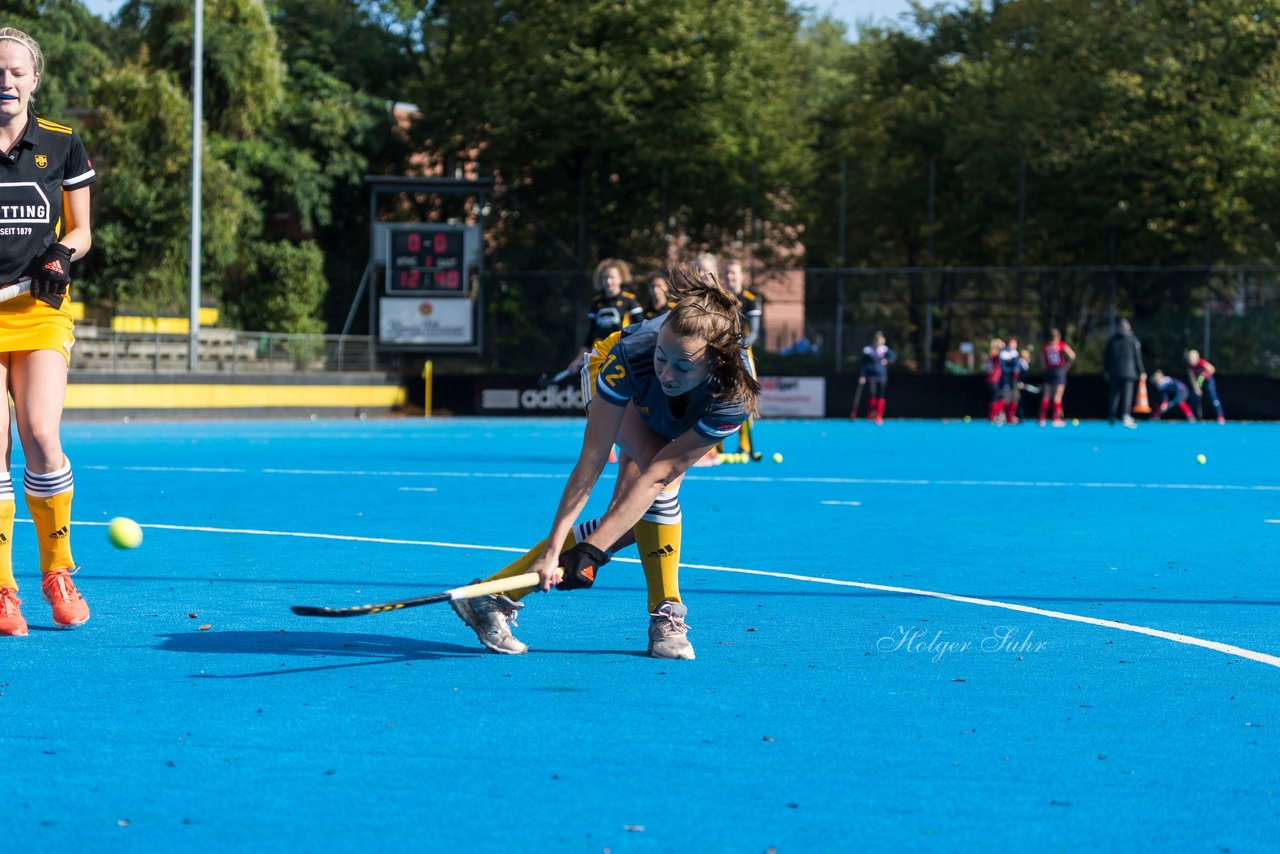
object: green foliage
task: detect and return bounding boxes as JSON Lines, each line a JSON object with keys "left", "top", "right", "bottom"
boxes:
{"left": 224, "top": 239, "right": 327, "bottom": 336}
{"left": 407, "top": 0, "right": 814, "bottom": 268}
{"left": 9, "top": 0, "right": 1279, "bottom": 374}
{"left": 4, "top": 1, "right": 116, "bottom": 117}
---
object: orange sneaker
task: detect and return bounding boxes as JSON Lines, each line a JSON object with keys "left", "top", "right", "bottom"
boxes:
{"left": 41, "top": 569, "right": 90, "bottom": 627}
{"left": 0, "top": 587, "right": 26, "bottom": 636}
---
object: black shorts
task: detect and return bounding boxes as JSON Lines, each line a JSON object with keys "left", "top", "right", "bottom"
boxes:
{"left": 1043, "top": 370, "right": 1067, "bottom": 388}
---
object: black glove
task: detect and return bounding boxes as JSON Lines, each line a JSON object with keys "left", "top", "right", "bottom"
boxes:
{"left": 27, "top": 243, "right": 72, "bottom": 309}
{"left": 555, "top": 542, "right": 609, "bottom": 590}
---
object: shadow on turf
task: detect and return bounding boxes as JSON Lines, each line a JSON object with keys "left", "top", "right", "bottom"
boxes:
{"left": 96, "top": 577, "right": 1280, "bottom": 606}
{"left": 153, "top": 630, "right": 483, "bottom": 677}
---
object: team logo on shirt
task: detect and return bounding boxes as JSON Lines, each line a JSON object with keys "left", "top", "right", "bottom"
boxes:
{"left": 34, "top": 154, "right": 48, "bottom": 168}
{"left": 0, "top": 182, "right": 52, "bottom": 223}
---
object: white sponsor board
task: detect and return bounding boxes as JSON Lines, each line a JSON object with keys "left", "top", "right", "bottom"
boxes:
{"left": 758, "top": 376, "right": 826, "bottom": 417}
{"left": 379, "top": 297, "right": 473, "bottom": 345}
{"left": 481, "top": 385, "right": 585, "bottom": 412}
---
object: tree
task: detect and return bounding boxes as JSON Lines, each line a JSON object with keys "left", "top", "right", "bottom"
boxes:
{"left": 404, "top": 0, "right": 814, "bottom": 270}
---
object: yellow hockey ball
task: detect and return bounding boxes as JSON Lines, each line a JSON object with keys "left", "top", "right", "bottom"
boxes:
{"left": 107, "top": 517, "right": 143, "bottom": 549}
{"left": 1196, "top": 454, "right": 1206, "bottom": 465}
{"left": 1072, "top": 418, "right": 1080, "bottom": 426}
{"left": 772, "top": 452, "right": 783, "bottom": 464}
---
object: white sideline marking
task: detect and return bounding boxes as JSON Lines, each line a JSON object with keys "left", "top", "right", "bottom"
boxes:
{"left": 398, "top": 487, "right": 439, "bottom": 492}
{"left": 80, "top": 464, "right": 1275, "bottom": 492}
{"left": 669, "top": 562, "right": 1280, "bottom": 670}
{"left": 820, "top": 500, "right": 863, "bottom": 506}
{"left": 1267, "top": 520, "right": 1279, "bottom": 524}
{"left": 55, "top": 519, "right": 1280, "bottom": 671}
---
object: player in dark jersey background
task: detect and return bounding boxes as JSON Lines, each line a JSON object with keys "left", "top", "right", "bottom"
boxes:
{"left": 1037, "top": 328, "right": 1076, "bottom": 426}
{"left": 642, "top": 270, "right": 676, "bottom": 320}
{"left": 1150, "top": 370, "right": 1196, "bottom": 421}
{"left": 0, "top": 27, "right": 95, "bottom": 635}
{"left": 557, "top": 257, "right": 643, "bottom": 380}
{"left": 451, "top": 267, "right": 759, "bottom": 660}
{"left": 995, "top": 336, "right": 1024, "bottom": 424}
{"left": 854, "top": 330, "right": 896, "bottom": 424}
{"left": 720, "top": 259, "right": 762, "bottom": 458}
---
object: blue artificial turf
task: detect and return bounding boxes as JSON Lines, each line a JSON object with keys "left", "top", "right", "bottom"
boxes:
{"left": 4, "top": 416, "right": 1278, "bottom": 851}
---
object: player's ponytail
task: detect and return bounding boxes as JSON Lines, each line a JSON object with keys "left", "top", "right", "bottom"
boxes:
{"left": 665, "top": 265, "right": 761, "bottom": 417}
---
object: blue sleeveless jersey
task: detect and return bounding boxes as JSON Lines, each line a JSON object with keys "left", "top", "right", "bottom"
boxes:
{"left": 593, "top": 315, "right": 750, "bottom": 441}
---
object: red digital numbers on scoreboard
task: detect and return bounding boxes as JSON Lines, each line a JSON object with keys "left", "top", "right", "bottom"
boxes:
{"left": 387, "top": 226, "right": 467, "bottom": 295}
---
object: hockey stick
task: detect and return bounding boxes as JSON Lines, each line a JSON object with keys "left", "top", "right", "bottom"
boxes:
{"left": 537, "top": 366, "right": 576, "bottom": 389}
{"left": 1022, "top": 384, "right": 1041, "bottom": 394}
{"left": 290, "top": 571, "right": 540, "bottom": 618}
{"left": 0, "top": 278, "right": 33, "bottom": 302}
{"left": 850, "top": 379, "right": 864, "bottom": 419}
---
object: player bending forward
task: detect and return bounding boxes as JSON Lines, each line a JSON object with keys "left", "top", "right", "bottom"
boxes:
{"left": 451, "top": 267, "right": 760, "bottom": 659}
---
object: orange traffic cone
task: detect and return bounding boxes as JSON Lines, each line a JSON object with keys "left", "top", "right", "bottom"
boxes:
{"left": 1133, "top": 376, "right": 1152, "bottom": 414}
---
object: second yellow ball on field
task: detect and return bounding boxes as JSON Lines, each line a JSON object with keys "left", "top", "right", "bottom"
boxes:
{"left": 107, "top": 516, "right": 143, "bottom": 549}
{"left": 1196, "top": 454, "right": 1207, "bottom": 465}
{"left": 772, "top": 452, "right": 783, "bottom": 463}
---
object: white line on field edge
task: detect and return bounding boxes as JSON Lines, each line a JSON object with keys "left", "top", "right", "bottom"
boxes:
{"left": 47, "top": 519, "right": 1280, "bottom": 671}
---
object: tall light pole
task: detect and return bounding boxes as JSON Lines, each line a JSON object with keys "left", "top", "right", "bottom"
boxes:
{"left": 188, "top": 0, "right": 203, "bottom": 371}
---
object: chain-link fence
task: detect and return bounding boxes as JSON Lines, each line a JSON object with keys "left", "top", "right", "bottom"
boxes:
{"left": 75, "top": 265, "right": 1278, "bottom": 380}
{"left": 465, "top": 266, "right": 1280, "bottom": 380}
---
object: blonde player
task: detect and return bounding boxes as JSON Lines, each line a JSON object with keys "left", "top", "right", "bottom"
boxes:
{"left": 0, "top": 27, "right": 95, "bottom": 635}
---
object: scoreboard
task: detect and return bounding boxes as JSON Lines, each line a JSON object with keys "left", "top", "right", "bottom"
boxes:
{"left": 385, "top": 224, "right": 468, "bottom": 295}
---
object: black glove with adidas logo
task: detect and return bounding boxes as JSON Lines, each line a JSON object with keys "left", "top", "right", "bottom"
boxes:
{"left": 556, "top": 542, "right": 609, "bottom": 590}
{"left": 27, "top": 243, "right": 72, "bottom": 309}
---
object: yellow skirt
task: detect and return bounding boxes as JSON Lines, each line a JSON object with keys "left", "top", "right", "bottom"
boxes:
{"left": 0, "top": 294, "right": 75, "bottom": 364}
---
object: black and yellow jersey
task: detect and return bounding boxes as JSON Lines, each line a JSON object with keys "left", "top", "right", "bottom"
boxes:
{"left": 584, "top": 290, "right": 644, "bottom": 347}
{"left": 0, "top": 112, "right": 96, "bottom": 283}
{"left": 643, "top": 298, "right": 677, "bottom": 321}
{"left": 734, "top": 289, "right": 762, "bottom": 348}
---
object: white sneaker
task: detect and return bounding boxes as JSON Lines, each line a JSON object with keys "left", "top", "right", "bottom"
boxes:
{"left": 648, "top": 600, "right": 695, "bottom": 660}
{"left": 1122, "top": 416, "right": 1137, "bottom": 429}
{"left": 451, "top": 582, "right": 528, "bottom": 654}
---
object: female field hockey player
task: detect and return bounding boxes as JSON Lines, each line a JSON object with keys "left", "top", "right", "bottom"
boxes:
{"left": 1038, "top": 328, "right": 1076, "bottom": 426}
{"left": 854, "top": 330, "right": 896, "bottom": 424}
{"left": 985, "top": 337, "right": 1005, "bottom": 422}
{"left": 995, "top": 336, "right": 1024, "bottom": 424}
{"left": 1150, "top": 370, "right": 1197, "bottom": 421}
{"left": 452, "top": 266, "right": 760, "bottom": 659}
{"left": 642, "top": 271, "right": 675, "bottom": 320}
{"left": 0, "top": 27, "right": 95, "bottom": 635}
{"left": 1185, "top": 349, "right": 1226, "bottom": 424}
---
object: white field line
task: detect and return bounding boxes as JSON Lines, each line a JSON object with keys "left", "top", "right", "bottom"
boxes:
{"left": 51, "top": 519, "right": 1280, "bottom": 670}
{"left": 820, "top": 500, "right": 863, "bottom": 506}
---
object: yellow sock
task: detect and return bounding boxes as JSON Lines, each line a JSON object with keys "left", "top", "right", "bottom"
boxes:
{"left": 0, "top": 498, "right": 15, "bottom": 591}
{"left": 24, "top": 462, "right": 75, "bottom": 574}
{"left": 484, "top": 531, "right": 576, "bottom": 602}
{"left": 634, "top": 519, "right": 682, "bottom": 612}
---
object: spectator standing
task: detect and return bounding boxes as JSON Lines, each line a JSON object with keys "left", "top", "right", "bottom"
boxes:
{"left": 1103, "top": 318, "right": 1145, "bottom": 428}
